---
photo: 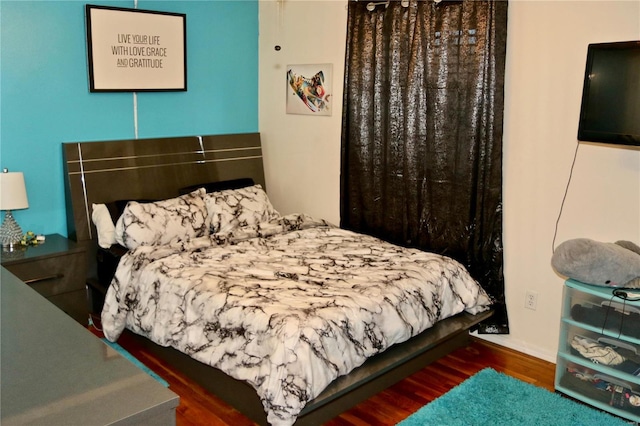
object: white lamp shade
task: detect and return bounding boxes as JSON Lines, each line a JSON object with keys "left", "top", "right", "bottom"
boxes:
{"left": 0, "top": 172, "right": 29, "bottom": 211}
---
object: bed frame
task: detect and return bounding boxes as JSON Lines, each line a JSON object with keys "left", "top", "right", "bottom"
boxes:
{"left": 62, "top": 133, "right": 492, "bottom": 425}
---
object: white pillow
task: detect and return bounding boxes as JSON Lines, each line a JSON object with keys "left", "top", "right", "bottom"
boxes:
{"left": 204, "top": 184, "right": 279, "bottom": 234}
{"left": 91, "top": 203, "right": 116, "bottom": 249}
{"left": 115, "top": 188, "right": 207, "bottom": 250}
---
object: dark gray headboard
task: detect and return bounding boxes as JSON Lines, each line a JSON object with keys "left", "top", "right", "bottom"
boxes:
{"left": 62, "top": 133, "right": 266, "bottom": 244}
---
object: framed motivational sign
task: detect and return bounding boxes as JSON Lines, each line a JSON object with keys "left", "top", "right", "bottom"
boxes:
{"left": 85, "top": 4, "right": 187, "bottom": 92}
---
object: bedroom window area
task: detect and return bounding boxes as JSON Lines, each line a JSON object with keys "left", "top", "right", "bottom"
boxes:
{"left": 340, "top": 0, "right": 509, "bottom": 333}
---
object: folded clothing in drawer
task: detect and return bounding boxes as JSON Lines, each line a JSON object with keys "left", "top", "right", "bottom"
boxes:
{"left": 570, "top": 335, "right": 640, "bottom": 374}
{"left": 562, "top": 362, "right": 640, "bottom": 414}
{"left": 571, "top": 302, "right": 640, "bottom": 339}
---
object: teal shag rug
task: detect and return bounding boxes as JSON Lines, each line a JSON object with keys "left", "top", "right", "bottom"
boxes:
{"left": 102, "top": 338, "right": 170, "bottom": 388}
{"left": 398, "top": 368, "right": 628, "bottom": 426}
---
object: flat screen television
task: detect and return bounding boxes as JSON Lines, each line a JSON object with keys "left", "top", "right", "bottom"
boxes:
{"left": 577, "top": 41, "right": 640, "bottom": 147}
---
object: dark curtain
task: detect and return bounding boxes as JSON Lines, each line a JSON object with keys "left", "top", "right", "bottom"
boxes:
{"left": 340, "top": 0, "right": 509, "bottom": 333}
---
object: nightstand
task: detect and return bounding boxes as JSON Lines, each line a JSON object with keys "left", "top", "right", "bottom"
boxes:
{"left": 1, "top": 234, "right": 87, "bottom": 325}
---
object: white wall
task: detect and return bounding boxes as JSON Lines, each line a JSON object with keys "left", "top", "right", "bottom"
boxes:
{"left": 259, "top": 0, "right": 347, "bottom": 225}
{"left": 259, "top": 0, "right": 640, "bottom": 362}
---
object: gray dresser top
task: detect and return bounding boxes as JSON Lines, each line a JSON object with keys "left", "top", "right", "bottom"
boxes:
{"left": 0, "top": 267, "right": 179, "bottom": 425}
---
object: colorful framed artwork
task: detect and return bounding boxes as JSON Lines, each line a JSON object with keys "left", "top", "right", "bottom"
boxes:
{"left": 286, "top": 64, "right": 333, "bottom": 116}
{"left": 85, "top": 4, "right": 187, "bottom": 92}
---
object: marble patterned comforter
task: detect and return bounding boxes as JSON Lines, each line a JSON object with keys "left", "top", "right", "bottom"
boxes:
{"left": 102, "top": 214, "right": 491, "bottom": 425}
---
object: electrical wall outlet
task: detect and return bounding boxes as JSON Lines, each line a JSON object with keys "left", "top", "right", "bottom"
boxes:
{"left": 525, "top": 290, "right": 538, "bottom": 310}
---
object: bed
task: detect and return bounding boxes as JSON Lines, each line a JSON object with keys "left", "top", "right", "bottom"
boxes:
{"left": 63, "top": 133, "right": 493, "bottom": 426}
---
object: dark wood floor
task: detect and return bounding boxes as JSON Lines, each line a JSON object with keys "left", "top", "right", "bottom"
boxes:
{"left": 96, "top": 327, "right": 556, "bottom": 426}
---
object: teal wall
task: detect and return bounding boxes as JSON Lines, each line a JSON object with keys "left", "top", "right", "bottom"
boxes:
{"left": 0, "top": 0, "right": 258, "bottom": 237}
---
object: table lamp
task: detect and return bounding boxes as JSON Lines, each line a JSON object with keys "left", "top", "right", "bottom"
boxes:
{"left": 0, "top": 169, "right": 29, "bottom": 248}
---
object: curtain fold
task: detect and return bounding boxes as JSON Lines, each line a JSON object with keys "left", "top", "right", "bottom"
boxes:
{"left": 340, "top": 0, "right": 509, "bottom": 333}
